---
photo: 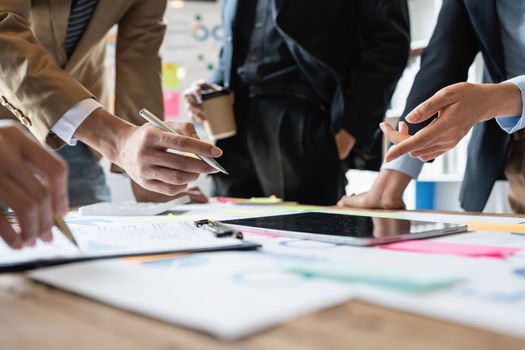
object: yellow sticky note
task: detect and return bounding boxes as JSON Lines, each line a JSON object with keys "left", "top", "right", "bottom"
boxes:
{"left": 467, "top": 221, "right": 525, "bottom": 234}
{"left": 162, "top": 63, "right": 180, "bottom": 89}
{"left": 248, "top": 195, "right": 283, "bottom": 204}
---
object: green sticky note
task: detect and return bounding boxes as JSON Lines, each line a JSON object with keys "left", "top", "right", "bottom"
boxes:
{"left": 286, "top": 263, "right": 463, "bottom": 293}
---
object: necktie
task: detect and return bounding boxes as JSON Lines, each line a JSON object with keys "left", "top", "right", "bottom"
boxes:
{"left": 64, "top": 0, "right": 99, "bottom": 57}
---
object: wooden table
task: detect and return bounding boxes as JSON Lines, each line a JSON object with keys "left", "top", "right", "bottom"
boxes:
{"left": 2, "top": 210, "right": 525, "bottom": 350}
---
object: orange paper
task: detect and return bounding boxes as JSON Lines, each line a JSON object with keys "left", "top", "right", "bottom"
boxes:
{"left": 467, "top": 221, "right": 525, "bottom": 234}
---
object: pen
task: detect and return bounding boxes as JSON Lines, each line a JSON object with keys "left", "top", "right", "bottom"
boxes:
{"left": 53, "top": 214, "right": 79, "bottom": 248}
{"left": 138, "top": 108, "right": 228, "bottom": 175}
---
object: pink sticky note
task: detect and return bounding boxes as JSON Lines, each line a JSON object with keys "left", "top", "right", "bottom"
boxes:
{"left": 379, "top": 240, "right": 520, "bottom": 259}
{"left": 163, "top": 91, "right": 180, "bottom": 119}
{"left": 240, "top": 228, "right": 283, "bottom": 238}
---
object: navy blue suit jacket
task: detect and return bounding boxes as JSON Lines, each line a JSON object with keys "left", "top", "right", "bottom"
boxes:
{"left": 399, "top": 0, "right": 510, "bottom": 211}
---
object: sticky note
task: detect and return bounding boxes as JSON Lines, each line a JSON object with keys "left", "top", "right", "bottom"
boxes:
{"left": 379, "top": 240, "right": 520, "bottom": 259}
{"left": 467, "top": 221, "right": 525, "bottom": 234}
{"left": 286, "top": 262, "right": 463, "bottom": 293}
{"left": 163, "top": 91, "right": 180, "bottom": 118}
{"left": 240, "top": 228, "right": 283, "bottom": 238}
{"left": 214, "top": 196, "right": 283, "bottom": 204}
{"left": 162, "top": 63, "right": 180, "bottom": 89}
{"left": 247, "top": 195, "right": 283, "bottom": 204}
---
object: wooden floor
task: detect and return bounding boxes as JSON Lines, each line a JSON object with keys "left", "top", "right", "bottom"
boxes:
{"left": 1, "top": 274, "right": 524, "bottom": 350}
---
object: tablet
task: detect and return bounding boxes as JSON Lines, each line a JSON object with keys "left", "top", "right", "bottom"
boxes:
{"left": 222, "top": 212, "right": 467, "bottom": 246}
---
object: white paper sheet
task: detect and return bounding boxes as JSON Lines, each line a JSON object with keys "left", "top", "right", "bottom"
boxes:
{"left": 30, "top": 229, "right": 521, "bottom": 340}
{"left": 0, "top": 228, "right": 79, "bottom": 265}
{"left": 30, "top": 252, "right": 356, "bottom": 340}
{"left": 0, "top": 218, "right": 247, "bottom": 268}
{"left": 25, "top": 205, "right": 525, "bottom": 340}
{"left": 352, "top": 267, "right": 525, "bottom": 340}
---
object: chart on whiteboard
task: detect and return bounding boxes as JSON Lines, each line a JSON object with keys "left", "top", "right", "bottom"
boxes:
{"left": 104, "top": 1, "right": 222, "bottom": 125}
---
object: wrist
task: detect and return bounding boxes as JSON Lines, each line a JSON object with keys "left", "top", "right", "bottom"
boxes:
{"left": 374, "top": 169, "right": 411, "bottom": 205}
{"left": 498, "top": 82, "right": 523, "bottom": 117}
{"left": 73, "top": 108, "right": 135, "bottom": 162}
{"left": 484, "top": 83, "right": 522, "bottom": 120}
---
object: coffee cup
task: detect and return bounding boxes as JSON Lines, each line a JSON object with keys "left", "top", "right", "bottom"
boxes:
{"left": 200, "top": 88, "right": 236, "bottom": 140}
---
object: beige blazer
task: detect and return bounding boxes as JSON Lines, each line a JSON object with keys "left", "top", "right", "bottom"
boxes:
{"left": 0, "top": 0, "right": 167, "bottom": 149}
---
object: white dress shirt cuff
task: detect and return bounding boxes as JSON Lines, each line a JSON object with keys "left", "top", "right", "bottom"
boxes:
{"left": 495, "top": 75, "right": 525, "bottom": 134}
{"left": 381, "top": 154, "right": 424, "bottom": 179}
{"left": 51, "top": 98, "right": 102, "bottom": 146}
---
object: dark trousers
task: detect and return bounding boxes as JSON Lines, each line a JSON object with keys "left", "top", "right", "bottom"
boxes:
{"left": 57, "top": 142, "right": 111, "bottom": 207}
{"left": 505, "top": 130, "right": 525, "bottom": 214}
{"left": 212, "top": 95, "right": 347, "bottom": 205}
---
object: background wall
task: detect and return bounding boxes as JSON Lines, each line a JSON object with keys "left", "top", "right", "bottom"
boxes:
{"left": 103, "top": 0, "right": 513, "bottom": 213}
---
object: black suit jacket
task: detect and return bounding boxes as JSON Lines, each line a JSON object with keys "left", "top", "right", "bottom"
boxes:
{"left": 210, "top": 0, "right": 410, "bottom": 171}
{"left": 399, "top": 0, "right": 509, "bottom": 211}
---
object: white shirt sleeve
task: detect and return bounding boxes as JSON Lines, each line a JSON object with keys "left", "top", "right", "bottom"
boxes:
{"left": 51, "top": 98, "right": 103, "bottom": 146}
{"left": 381, "top": 154, "right": 424, "bottom": 179}
{"left": 495, "top": 75, "right": 525, "bottom": 134}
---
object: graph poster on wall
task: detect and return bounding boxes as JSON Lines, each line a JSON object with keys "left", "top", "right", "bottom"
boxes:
{"left": 105, "top": 1, "right": 223, "bottom": 122}
{"left": 161, "top": 1, "right": 223, "bottom": 120}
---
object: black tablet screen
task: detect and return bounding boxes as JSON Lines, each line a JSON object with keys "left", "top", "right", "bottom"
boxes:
{"left": 222, "top": 212, "right": 451, "bottom": 238}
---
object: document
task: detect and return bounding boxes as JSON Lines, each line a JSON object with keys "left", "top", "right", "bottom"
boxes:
{"left": 352, "top": 265, "right": 525, "bottom": 341}
{"left": 29, "top": 231, "right": 491, "bottom": 340}
{"left": 0, "top": 219, "right": 257, "bottom": 271}
{"left": 31, "top": 252, "right": 356, "bottom": 340}
{"left": 24, "top": 205, "right": 525, "bottom": 340}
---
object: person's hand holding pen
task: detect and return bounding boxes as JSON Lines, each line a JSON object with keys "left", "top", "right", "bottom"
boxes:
{"left": 74, "top": 108, "right": 224, "bottom": 197}
{"left": 0, "top": 121, "right": 68, "bottom": 249}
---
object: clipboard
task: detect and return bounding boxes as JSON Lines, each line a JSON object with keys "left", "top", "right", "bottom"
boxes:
{"left": 0, "top": 219, "right": 260, "bottom": 272}
{"left": 0, "top": 241, "right": 259, "bottom": 272}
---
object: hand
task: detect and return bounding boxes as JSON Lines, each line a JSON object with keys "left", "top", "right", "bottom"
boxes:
{"left": 337, "top": 169, "right": 410, "bottom": 210}
{"left": 0, "top": 121, "right": 68, "bottom": 249}
{"left": 183, "top": 80, "right": 223, "bottom": 124}
{"left": 383, "top": 82, "right": 522, "bottom": 163}
{"left": 75, "top": 108, "right": 222, "bottom": 198}
{"left": 334, "top": 129, "right": 356, "bottom": 160}
{"left": 132, "top": 181, "right": 209, "bottom": 203}
{"left": 117, "top": 120, "right": 221, "bottom": 196}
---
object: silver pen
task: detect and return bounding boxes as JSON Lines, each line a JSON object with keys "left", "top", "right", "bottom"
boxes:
{"left": 139, "top": 108, "right": 228, "bottom": 174}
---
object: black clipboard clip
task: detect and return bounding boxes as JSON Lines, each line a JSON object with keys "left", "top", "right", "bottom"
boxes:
{"left": 194, "top": 219, "right": 244, "bottom": 240}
